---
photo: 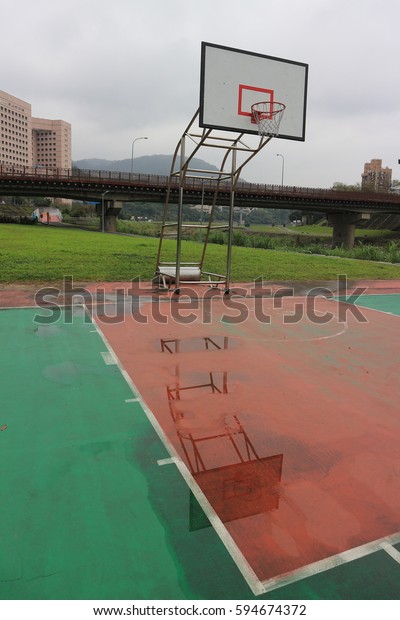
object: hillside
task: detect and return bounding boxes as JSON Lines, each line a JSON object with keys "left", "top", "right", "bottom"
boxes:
{"left": 73, "top": 154, "right": 220, "bottom": 176}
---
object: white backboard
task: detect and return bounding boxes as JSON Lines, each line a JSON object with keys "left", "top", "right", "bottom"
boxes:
{"left": 199, "top": 42, "right": 308, "bottom": 141}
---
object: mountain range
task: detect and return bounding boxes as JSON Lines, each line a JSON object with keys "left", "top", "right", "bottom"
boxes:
{"left": 73, "top": 154, "right": 220, "bottom": 176}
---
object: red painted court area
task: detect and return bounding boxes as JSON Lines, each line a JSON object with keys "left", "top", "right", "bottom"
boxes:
{"left": 96, "top": 292, "right": 399, "bottom": 591}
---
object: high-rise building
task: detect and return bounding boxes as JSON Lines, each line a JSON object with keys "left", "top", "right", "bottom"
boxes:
{"left": 32, "top": 118, "right": 71, "bottom": 170}
{"left": 361, "top": 159, "right": 392, "bottom": 191}
{"left": 0, "top": 89, "right": 71, "bottom": 169}
{"left": 0, "top": 90, "right": 32, "bottom": 166}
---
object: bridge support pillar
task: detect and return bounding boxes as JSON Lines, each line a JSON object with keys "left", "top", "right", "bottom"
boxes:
{"left": 327, "top": 212, "right": 371, "bottom": 249}
{"left": 97, "top": 200, "right": 122, "bottom": 233}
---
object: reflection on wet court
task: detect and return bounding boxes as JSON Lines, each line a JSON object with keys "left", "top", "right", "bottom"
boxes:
{"left": 1, "top": 288, "right": 400, "bottom": 599}
{"left": 98, "top": 293, "right": 400, "bottom": 594}
{"left": 162, "top": 336, "right": 282, "bottom": 526}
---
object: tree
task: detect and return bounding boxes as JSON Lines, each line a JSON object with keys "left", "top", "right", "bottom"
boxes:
{"left": 289, "top": 210, "right": 303, "bottom": 222}
{"left": 332, "top": 182, "right": 361, "bottom": 192}
{"left": 32, "top": 197, "right": 52, "bottom": 208}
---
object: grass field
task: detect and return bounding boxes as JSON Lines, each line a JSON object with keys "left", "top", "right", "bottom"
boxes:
{"left": 1, "top": 223, "right": 400, "bottom": 283}
{"left": 116, "top": 220, "right": 395, "bottom": 240}
{"left": 248, "top": 223, "right": 395, "bottom": 237}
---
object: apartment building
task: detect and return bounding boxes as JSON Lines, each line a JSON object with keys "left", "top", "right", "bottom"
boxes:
{"left": 0, "top": 89, "right": 71, "bottom": 169}
{"left": 361, "top": 159, "right": 392, "bottom": 191}
{"left": 0, "top": 90, "right": 32, "bottom": 166}
{"left": 32, "top": 118, "right": 71, "bottom": 169}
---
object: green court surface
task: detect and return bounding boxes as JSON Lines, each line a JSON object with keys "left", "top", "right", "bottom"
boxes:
{"left": 335, "top": 293, "right": 400, "bottom": 316}
{"left": 1, "top": 304, "right": 400, "bottom": 600}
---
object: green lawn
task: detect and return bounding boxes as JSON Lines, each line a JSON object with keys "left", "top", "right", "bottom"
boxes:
{"left": 249, "top": 223, "right": 394, "bottom": 238}
{"left": 1, "top": 223, "right": 400, "bottom": 283}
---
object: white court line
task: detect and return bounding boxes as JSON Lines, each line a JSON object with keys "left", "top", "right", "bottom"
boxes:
{"left": 157, "top": 457, "right": 177, "bottom": 466}
{"left": 220, "top": 314, "right": 348, "bottom": 343}
{"left": 0, "top": 304, "right": 40, "bottom": 310}
{"left": 258, "top": 531, "right": 400, "bottom": 595}
{"left": 101, "top": 351, "right": 117, "bottom": 365}
{"left": 85, "top": 305, "right": 265, "bottom": 597}
{"left": 380, "top": 542, "right": 400, "bottom": 564}
{"left": 125, "top": 397, "right": 140, "bottom": 403}
{"left": 347, "top": 306, "right": 399, "bottom": 318}
{"left": 332, "top": 296, "right": 400, "bottom": 318}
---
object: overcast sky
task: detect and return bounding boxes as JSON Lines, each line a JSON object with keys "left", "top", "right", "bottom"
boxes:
{"left": 3, "top": 0, "right": 400, "bottom": 187}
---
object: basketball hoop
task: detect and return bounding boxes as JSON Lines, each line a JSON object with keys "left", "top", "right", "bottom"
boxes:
{"left": 251, "top": 101, "right": 286, "bottom": 137}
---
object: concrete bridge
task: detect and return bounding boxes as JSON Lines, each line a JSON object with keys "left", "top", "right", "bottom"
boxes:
{"left": 1, "top": 165, "right": 400, "bottom": 247}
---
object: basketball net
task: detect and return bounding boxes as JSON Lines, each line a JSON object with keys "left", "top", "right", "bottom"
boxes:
{"left": 251, "top": 101, "right": 286, "bottom": 137}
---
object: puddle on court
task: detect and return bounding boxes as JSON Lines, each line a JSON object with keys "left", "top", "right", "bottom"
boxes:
{"left": 43, "top": 361, "right": 108, "bottom": 384}
{"left": 159, "top": 335, "right": 239, "bottom": 353}
{"left": 43, "top": 361, "right": 79, "bottom": 385}
{"left": 188, "top": 452, "right": 283, "bottom": 529}
{"left": 164, "top": 363, "right": 284, "bottom": 527}
{"left": 167, "top": 368, "right": 228, "bottom": 401}
{"left": 34, "top": 325, "right": 63, "bottom": 337}
{"left": 179, "top": 412, "right": 283, "bottom": 527}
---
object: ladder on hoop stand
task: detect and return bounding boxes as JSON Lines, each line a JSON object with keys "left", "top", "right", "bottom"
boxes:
{"left": 154, "top": 108, "right": 273, "bottom": 294}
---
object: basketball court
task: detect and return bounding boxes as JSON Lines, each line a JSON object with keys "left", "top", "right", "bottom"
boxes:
{"left": 1, "top": 42, "right": 400, "bottom": 602}
{"left": 0, "top": 280, "right": 400, "bottom": 599}
{"left": 92, "top": 283, "right": 400, "bottom": 596}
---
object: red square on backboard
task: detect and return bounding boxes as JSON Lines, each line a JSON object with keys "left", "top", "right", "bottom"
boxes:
{"left": 238, "top": 85, "right": 274, "bottom": 117}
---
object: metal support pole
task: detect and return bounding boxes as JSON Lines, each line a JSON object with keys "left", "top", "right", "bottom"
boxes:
{"left": 199, "top": 181, "right": 204, "bottom": 242}
{"left": 174, "top": 135, "right": 186, "bottom": 293}
{"left": 154, "top": 109, "right": 273, "bottom": 295}
{"left": 225, "top": 149, "right": 237, "bottom": 294}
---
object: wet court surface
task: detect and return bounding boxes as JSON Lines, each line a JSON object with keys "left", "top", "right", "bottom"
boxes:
{"left": 1, "top": 282, "right": 400, "bottom": 599}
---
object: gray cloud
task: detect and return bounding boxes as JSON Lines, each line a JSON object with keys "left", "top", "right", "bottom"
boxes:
{"left": 3, "top": 0, "right": 399, "bottom": 187}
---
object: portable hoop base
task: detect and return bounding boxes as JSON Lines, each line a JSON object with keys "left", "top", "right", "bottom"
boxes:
{"left": 154, "top": 263, "right": 226, "bottom": 293}
{"left": 154, "top": 107, "right": 279, "bottom": 294}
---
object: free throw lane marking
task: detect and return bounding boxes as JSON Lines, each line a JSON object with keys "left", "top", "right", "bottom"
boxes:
{"left": 86, "top": 306, "right": 264, "bottom": 597}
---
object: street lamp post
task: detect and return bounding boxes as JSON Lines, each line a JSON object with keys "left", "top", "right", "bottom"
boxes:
{"left": 276, "top": 153, "right": 285, "bottom": 188}
{"left": 131, "top": 137, "right": 148, "bottom": 175}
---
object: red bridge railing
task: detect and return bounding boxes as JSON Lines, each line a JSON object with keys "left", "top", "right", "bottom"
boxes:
{"left": 1, "top": 164, "right": 400, "bottom": 206}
